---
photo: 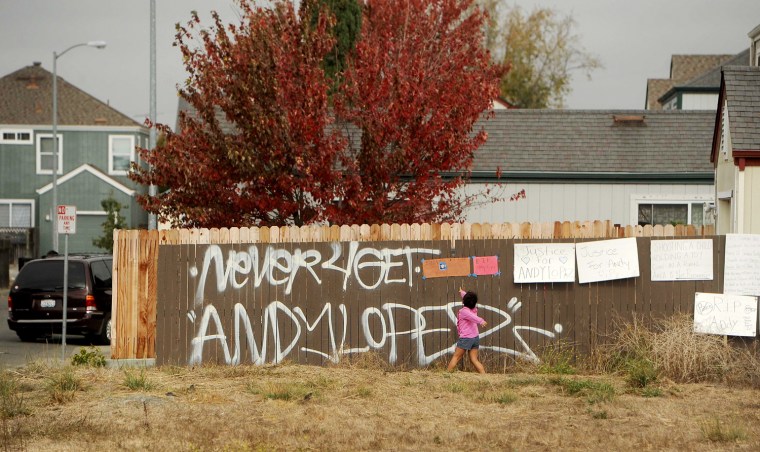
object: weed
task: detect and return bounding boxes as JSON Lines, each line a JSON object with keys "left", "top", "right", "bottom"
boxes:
{"left": 446, "top": 382, "right": 466, "bottom": 394}
{"left": 47, "top": 367, "right": 83, "bottom": 404}
{"left": 640, "top": 387, "right": 662, "bottom": 398}
{"left": 590, "top": 409, "right": 608, "bottom": 419}
{"left": 700, "top": 417, "right": 747, "bottom": 443}
{"left": 0, "top": 371, "right": 29, "bottom": 418}
{"left": 356, "top": 386, "right": 373, "bottom": 398}
{"left": 550, "top": 377, "right": 615, "bottom": 404}
{"left": 70, "top": 346, "right": 107, "bottom": 367}
{"left": 123, "top": 369, "right": 155, "bottom": 391}
{"left": 506, "top": 376, "right": 543, "bottom": 387}
{"left": 538, "top": 343, "right": 577, "bottom": 375}
{"left": 484, "top": 391, "right": 517, "bottom": 405}
{"left": 249, "top": 381, "right": 312, "bottom": 401}
{"left": 626, "top": 358, "right": 658, "bottom": 388}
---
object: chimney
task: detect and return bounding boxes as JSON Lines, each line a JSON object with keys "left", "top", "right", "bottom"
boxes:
{"left": 33, "top": 61, "right": 41, "bottom": 67}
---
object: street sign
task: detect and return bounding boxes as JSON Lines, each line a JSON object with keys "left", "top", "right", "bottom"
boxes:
{"left": 57, "top": 205, "right": 76, "bottom": 234}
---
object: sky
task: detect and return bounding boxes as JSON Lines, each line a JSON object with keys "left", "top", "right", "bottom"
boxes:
{"left": 1, "top": 0, "right": 759, "bottom": 127}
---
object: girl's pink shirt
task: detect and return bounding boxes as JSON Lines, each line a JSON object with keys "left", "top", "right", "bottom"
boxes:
{"left": 457, "top": 306, "right": 485, "bottom": 339}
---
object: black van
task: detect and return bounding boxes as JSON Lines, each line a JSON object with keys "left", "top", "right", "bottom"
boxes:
{"left": 6, "top": 254, "right": 112, "bottom": 344}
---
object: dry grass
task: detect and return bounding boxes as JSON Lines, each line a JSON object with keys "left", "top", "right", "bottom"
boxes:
{"left": 591, "top": 314, "right": 760, "bottom": 387}
{"left": 1, "top": 318, "right": 759, "bottom": 450}
{"left": 0, "top": 359, "right": 756, "bottom": 451}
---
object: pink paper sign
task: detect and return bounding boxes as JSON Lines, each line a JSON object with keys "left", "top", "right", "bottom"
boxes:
{"left": 473, "top": 256, "right": 499, "bottom": 276}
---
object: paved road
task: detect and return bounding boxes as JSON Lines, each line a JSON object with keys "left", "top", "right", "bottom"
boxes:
{"left": 0, "top": 270, "right": 110, "bottom": 369}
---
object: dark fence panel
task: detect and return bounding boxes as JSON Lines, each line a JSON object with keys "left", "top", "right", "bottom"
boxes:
{"left": 154, "top": 236, "right": 733, "bottom": 367}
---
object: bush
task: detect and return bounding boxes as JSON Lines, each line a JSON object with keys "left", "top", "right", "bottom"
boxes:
{"left": 47, "top": 368, "right": 83, "bottom": 404}
{"left": 625, "top": 358, "right": 658, "bottom": 388}
{"left": 71, "top": 347, "right": 107, "bottom": 367}
{"left": 123, "top": 369, "right": 155, "bottom": 391}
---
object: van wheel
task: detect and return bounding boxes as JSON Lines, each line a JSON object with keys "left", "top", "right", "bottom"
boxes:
{"left": 17, "top": 332, "right": 38, "bottom": 342}
{"left": 88, "top": 316, "right": 111, "bottom": 345}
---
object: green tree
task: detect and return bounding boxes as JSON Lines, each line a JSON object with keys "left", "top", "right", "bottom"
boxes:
{"left": 303, "top": 0, "right": 362, "bottom": 82}
{"left": 480, "top": 3, "right": 601, "bottom": 108}
{"left": 92, "top": 194, "right": 127, "bottom": 253}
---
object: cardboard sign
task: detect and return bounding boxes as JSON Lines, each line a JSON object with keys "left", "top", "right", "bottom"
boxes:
{"left": 693, "top": 292, "right": 758, "bottom": 337}
{"left": 650, "top": 239, "right": 713, "bottom": 281}
{"left": 473, "top": 256, "right": 499, "bottom": 276}
{"left": 724, "top": 234, "right": 760, "bottom": 296}
{"left": 514, "top": 243, "right": 575, "bottom": 283}
{"left": 576, "top": 237, "right": 640, "bottom": 284}
{"left": 421, "top": 258, "right": 470, "bottom": 279}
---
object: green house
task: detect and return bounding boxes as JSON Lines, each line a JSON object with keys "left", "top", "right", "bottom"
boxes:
{"left": 0, "top": 62, "right": 148, "bottom": 257}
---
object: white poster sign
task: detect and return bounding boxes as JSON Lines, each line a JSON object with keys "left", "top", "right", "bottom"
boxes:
{"left": 724, "top": 234, "right": 760, "bottom": 296}
{"left": 576, "top": 237, "right": 640, "bottom": 284}
{"left": 650, "top": 239, "right": 713, "bottom": 281}
{"left": 514, "top": 243, "right": 576, "bottom": 283}
{"left": 693, "top": 292, "right": 757, "bottom": 337}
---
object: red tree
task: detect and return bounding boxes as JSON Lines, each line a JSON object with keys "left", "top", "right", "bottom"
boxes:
{"left": 131, "top": 1, "right": 346, "bottom": 227}
{"left": 331, "top": 0, "right": 504, "bottom": 224}
{"left": 132, "top": 0, "right": 504, "bottom": 227}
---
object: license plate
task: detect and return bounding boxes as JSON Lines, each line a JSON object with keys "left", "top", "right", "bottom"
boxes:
{"left": 40, "top": 299, "right": 56, "bottom": 308}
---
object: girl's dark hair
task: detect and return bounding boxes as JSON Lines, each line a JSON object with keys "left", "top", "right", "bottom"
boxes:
{"left": 462, "top": 291, "right": 478, "bottom": 309}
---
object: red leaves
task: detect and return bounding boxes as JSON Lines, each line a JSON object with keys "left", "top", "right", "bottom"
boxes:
{"left": 132, "top": 0, "right": 506, "bottom": 228}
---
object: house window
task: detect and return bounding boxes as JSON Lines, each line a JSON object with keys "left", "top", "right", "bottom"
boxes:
{"left": 637, "top": 202, "right": 711, "bottom": 227}
{"left": 36, "top": 134, "right": 63, "bottom": 175}
{"left": 0, "top": 129, "right": 33, "bottom": 144}
{"left": 109, "top": 135, "right": 135, "bottom": 175}
{"left": 0, "top": 200, "right": 34, "bottom": 228}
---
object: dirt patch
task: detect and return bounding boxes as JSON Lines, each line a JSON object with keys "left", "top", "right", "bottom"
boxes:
{"left": 2, "top": 362, "right": 760, "bottom": 451}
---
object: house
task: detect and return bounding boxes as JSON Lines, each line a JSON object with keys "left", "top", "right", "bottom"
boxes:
{"left": 709, "top": 24, "right": 760, "bottom": 235}
{"left": 462, "top": 109, "right": 716, "bottom": 227}
{"left": 645, "top": 54, "right": 735, "bottom": 110}
{"left": 0, "top": 62, "right": 149, "bottom": 256}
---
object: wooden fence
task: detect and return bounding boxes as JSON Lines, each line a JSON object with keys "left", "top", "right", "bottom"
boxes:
{"left": 112, "top": 220, "right": 719, "bottom": 362}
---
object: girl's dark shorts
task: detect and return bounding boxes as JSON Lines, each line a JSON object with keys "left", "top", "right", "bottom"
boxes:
{"left": 456, "top": 337, "right": 480, "bottom": 350}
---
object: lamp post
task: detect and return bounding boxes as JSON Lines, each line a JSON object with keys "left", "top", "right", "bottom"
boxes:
{"left": 51, "top": 41, "right": 106, "bottom": 252}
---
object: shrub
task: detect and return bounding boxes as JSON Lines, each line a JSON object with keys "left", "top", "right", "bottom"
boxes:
{"left": 537, "top": 342, "right": 577, "bottom": 375}
{"left": 71, "top": 347, "right": 107, "bottom": 367}
{"left": 626, "top": 358, "right": 658, "bottom": 388}
{"left": 700, "top": 417, "right": 746, "bottom": 443}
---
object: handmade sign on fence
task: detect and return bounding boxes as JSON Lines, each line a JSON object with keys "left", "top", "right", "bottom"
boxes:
{"left": 724, "top": 234, "right": 760, "bottom": 296}
{"left": 650, "top": 239, "right": 713, "bottom": 281}
{"left": 693, "top": 292, "right": 758, "bottom": 337}
{"left": 576, "top": 237, "right": 640, "bottom": 284}
{"left": 472, "top": 256, "right": 499, "bottom": 276}
{"left": 421, "top": 257, "right": 471, "bottom": 279}
{"left": 513, "top": 243, "right": 575, "bottom": 283}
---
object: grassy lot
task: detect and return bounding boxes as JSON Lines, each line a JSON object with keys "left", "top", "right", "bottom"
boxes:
{"left": 2, "top": 316, "right": 760, "bottom": 451}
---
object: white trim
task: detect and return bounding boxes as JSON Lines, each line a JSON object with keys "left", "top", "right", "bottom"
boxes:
{"left": 717, "top": 190, "right": 733, "bottom": 200}
{"left": 0, "top": 198, "right": 35, "bottom": 227}
{"left": 36, "top": 163, "right": 135, "bottom": 196}
{"left": 35, "top": 133, "right": 63, "bottom": 175}
{"left": 629, "top": 193, "right": 714, "bottom": 226}
{"left": 737, "top": 170, "right": 745, "bottom": 234}
{"left": 108, "top": 135, "right": 136, "bottom": 175}
{"left": 0, "top": 128, "right": 33, "bottom": 144}
{"left": 4, "top": 124, "right": 147, "bottom": 133}
{"left": 77, "top": 210, "right": 108, "bottom": 216}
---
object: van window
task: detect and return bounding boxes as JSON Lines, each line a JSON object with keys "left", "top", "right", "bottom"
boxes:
{"left": 14, "top": 261, "right": 86, "bottom": 290}
{"left": 90, "top": 260, "right": 112, "bottom": 289}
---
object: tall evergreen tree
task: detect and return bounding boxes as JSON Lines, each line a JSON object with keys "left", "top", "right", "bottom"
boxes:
{"left": 303, "top": 0, "right": 362, "bottom": 81}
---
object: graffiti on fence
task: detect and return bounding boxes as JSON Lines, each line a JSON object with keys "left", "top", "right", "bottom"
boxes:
{"left": 191, "top": 243, "right": 442, "bottom": 305}
{"left": 187, "top": 297, "right": 563, "bottom": 366}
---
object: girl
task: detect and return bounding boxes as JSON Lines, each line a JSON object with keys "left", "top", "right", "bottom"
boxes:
{"left": 447, "top": 288, "right": 487, "bottom": 373}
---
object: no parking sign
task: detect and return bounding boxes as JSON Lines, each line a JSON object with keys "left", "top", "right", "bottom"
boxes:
{"left": 57, "top": 205, "right": 76, "bottom": 234}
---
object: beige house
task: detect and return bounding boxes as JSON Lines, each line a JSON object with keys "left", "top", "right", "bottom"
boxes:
{"left": 711, "top": 25, "right": 760, "bottom": 233}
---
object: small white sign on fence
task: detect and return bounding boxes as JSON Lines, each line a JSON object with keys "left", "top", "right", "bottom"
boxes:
{"left": 724, "top": 234, "right": 760, "bottom": 297}
{"left": 650, "top": 239, "right": 713, "bottom": 281}
{"left": 693, "top": 292, "right": 758, "bottom": 337}
{"left": 514, "top": 243, "right": 576, "bottom": 283}
{"left": 576, "top": 237, "right": 640, "bottom": 284}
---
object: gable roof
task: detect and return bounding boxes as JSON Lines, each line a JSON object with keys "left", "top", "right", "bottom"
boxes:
{"left": 472, "top": 109, "right": 715, "bottom": 180}
{"left": 36, "top": 163, "right": 135, "bottom": 196}
{"left": 0, "top": 63, "right": 141, "bottom": 127}
{"left": 659, "top": 49, "right": 750, "bottom": 103}
{"left": 722, "top": 66, "right": 760, "bottom": 151}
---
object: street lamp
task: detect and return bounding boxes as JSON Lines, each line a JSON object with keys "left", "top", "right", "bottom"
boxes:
{"left": 51, "top": 41, "right": 106, "bottom": 252}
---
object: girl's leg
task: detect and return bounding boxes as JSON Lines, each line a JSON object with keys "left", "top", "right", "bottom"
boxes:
{"left": 447, "top": 347, "right": 466, "bottom": 371}
{"left": 468, "top": 349, "right": 486, "bottom": 374}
